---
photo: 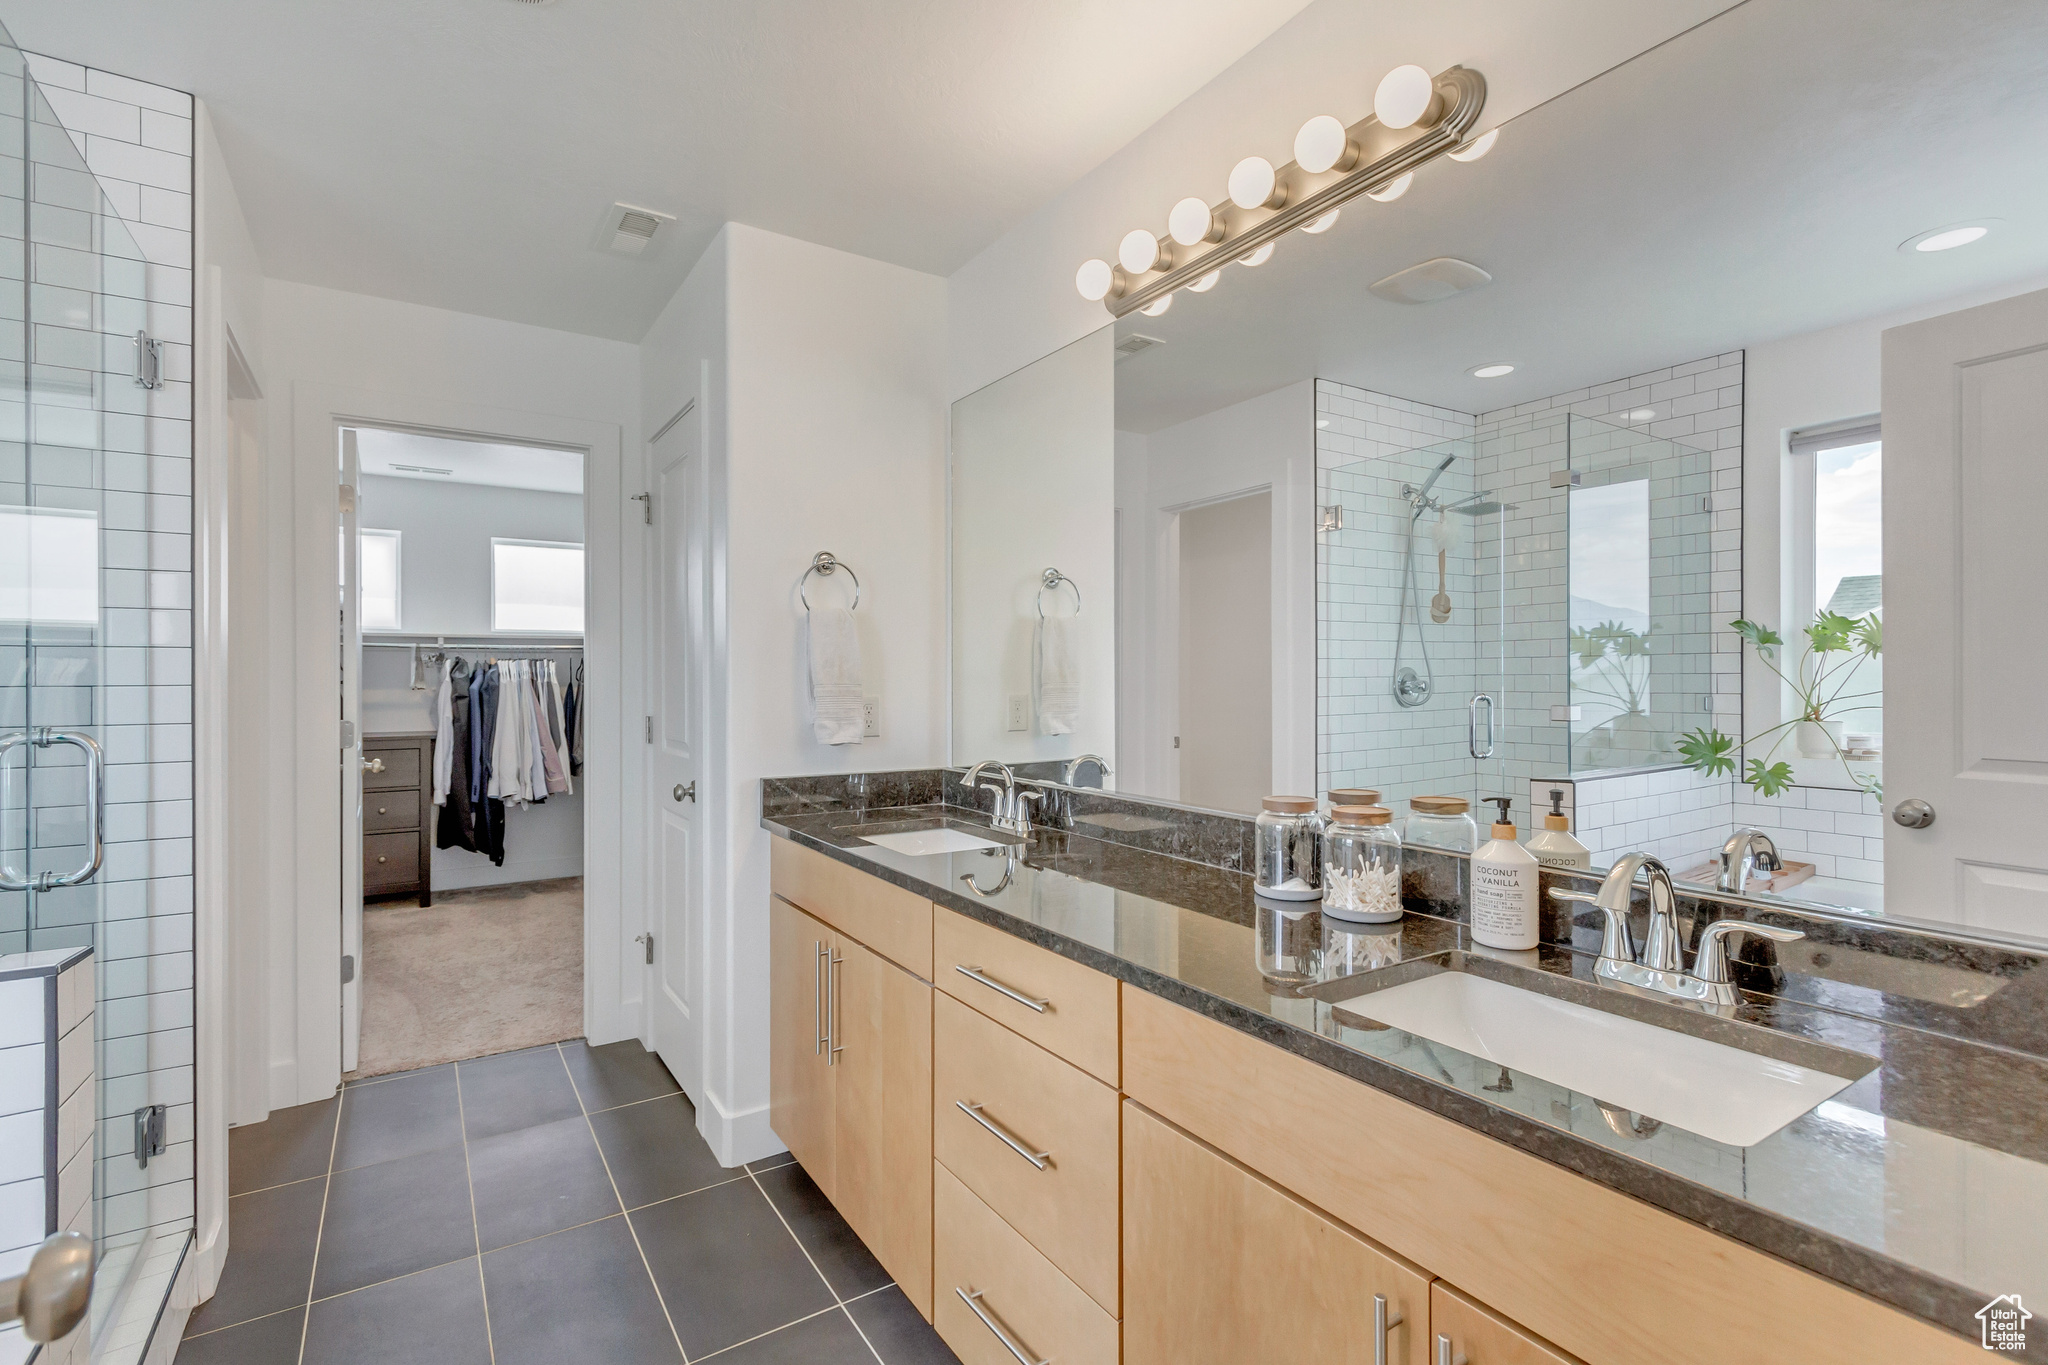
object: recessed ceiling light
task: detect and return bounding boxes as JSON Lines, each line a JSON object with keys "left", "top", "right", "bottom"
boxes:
{"left": 1901, "top": 222, "right": 1996, "bottom": 253}
{"left": 1470, "top": 363, "right": 1515, "bottom": 378}
{"left": 1625, "top": 408, "right": 1657, "bottom": 422}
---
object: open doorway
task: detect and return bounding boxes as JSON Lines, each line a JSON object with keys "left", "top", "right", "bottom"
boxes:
{"left": 342, "top": 425, "right": 591, "bottom": 1077}
{"left": 1177, "top": 491, "right": 1273, "bottom": 811}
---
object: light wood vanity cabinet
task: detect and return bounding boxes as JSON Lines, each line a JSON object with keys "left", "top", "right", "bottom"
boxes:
{"left": 768, "top": 843, "right": 1984, "bottom": 1365}
{"left": 1123, "top": 1100, "right": 1432, "bottom": 1365}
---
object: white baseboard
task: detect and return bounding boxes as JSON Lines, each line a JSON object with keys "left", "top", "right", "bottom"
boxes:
{"left": 267, "top": 1058, "right": 304, "bottom": 1114}
{"left": 697, "top": 1085, "right": 782, "bottom": 1168}
{"left": 430, "top": 855, "right": 586, "bottom": 893}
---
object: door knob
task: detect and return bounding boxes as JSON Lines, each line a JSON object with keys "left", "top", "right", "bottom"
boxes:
{"left": 0, "top": 1231, "right": 93, "bottom": 1342}
{"left": 1891, "top": 799, "right": 1935, "bottom": 829}
{"left": 673, "top": 782, "right": 696, "bottom": 803}
{"left": 362, "top": 757, "right": 384, "bottom": 774}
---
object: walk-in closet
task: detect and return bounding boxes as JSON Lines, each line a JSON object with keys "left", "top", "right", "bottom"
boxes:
{"left": 347, "top": 427, "right": 589, "bottom": 1076}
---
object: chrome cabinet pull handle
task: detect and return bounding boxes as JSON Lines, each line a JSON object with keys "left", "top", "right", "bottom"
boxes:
{"left": 955, "top": 1101, "right": 1050, "bottom": 1170}
{"left": 1375, "top": 1294, "right": 1404, "bottom": 1365}
{"left": 1436, "top": 1332, "right": 1467, "bottom": 1365}
{"left": 1, "top": 731, "right": 105, "bottom": 892}
{"left": 954, "top": 964, "right": 1049, "bottom": 1013}
{"left": 828, "top": 950, "right": 844, "bottom": 1064}
{"left": 954, "top": 1288, "right": 1046, "bottom": 1365}
{"left": 814, "top": 941, "right": 827, "bottom": 1056}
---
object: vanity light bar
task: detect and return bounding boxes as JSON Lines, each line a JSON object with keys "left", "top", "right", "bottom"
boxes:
{"left": 1079, "top": 65, "right": 1489, "bottom": 319}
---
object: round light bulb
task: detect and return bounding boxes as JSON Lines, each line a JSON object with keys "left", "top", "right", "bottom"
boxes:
{"left": 1168, "top": 197, "right": 1218, "bottom": 247}
{"left": 1447, "top": 128, "right": 1498, "bottom": 163}
{"left": 1914, "top": 225, "right": 1988, "bottom": 252}
{"left": 1119, "top": 229, "right": 1163, "bottom": 274}
{"left": 1293, "top": 115, "right": 1352, "bottom": 175}
{"left": 1469, "top": 363, "right": 1515, "bottom": 379}
{"left": 1075, "top": 258, "right": 1114, "bottom": 302}
{"left": 1374, "top": 65, "right": 1437, "bottom": 130}
{"left": 1186, "top": 269, "right": 1221, "bottom": 293}
{"left": 1228, "top": 156, "right": 1282, "bottom": 211}
{"left": 1140, "top": 294, "right": 1174, "bottom": 317}
{"left": 1239, "top": 241, "right": 1275, "bottom": 267}
{"left": 1365, "top": 172, "right": 1413, "bottom": 203}
{"left": 1302, "top": 209, "right": 1340, "bottom": 235}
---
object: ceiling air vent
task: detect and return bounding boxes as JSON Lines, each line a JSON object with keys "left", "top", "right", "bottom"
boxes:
{"left": 602, "top": 202, "right": 675, "bottom": 257}
{"left": 1115, "top": 333, "right": 1165, "bottom": 361}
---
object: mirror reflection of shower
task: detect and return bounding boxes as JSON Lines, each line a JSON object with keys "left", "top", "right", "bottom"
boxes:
{"left": 1392, "top": 455, "right": 1505, "bottom": 708}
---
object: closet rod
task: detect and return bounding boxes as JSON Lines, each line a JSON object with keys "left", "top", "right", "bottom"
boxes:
{"left": 363, "top": 636, "right": 584, "bottom": 648}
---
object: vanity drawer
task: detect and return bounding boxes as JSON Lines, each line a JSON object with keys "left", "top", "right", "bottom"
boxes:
{"left": 365, "top": 789, "right": 421, "bottom": 833}
{"left": 936, "top": 908, "right": 1120, "bottom": 1085}
{"left": 934, "top": 992, "right": 1120, "bottom": 1313}
{"left": 1429, "top": 1281, "right": 1581, "bottom": 1365}
{"left": 771, "top": 838, "right": 934, "bottom": 979}
{"left": 363, "top": 832, "right": 421, "bottom": 891}
{"left": 933, "top": 1162, "right": 1118, "bottom": 1365}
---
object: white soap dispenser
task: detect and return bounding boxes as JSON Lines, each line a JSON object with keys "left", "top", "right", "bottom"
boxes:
{"left": 1526, "top": 787, "right": 1592, "bottom": 870}
{"left": 1470, "top": 797, "right": 1541, "bottom": 951}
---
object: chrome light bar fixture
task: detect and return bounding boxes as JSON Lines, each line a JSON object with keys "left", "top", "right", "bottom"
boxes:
{"left": 1077, "top": 64, "right": 1491, "bottom": 318}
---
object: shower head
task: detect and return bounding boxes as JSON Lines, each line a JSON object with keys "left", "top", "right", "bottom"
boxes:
{"left": 1413, "top": 453, "right": 1457, "bottom": 502}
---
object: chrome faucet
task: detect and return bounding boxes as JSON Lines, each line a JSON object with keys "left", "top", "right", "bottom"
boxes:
{"left": 962, "top": 760, "right": 1040, "bottom": 835}
{"left": 1058, "top": 754, "right": 1112, "bottom": 786}
{"left": 1717, "top": 828, "right": 1783, "bottom": 894}
{"left": 1550, "top": 853, "right": 1804, "bottom": 1008}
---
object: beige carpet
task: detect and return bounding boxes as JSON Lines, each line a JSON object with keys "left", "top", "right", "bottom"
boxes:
{"left": 351, "top": 877, "right": 584, "bottom": 1079}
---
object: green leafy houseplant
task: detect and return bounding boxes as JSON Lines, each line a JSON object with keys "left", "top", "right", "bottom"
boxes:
{"left": 1678, "top": 612, "right": 1882, "bottom": 799}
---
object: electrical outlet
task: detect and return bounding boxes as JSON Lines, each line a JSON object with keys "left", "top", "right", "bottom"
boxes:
{"left": 862, "top": 697, "right": 880, "bottom": 738}
{"left": 1530, "top": 778, "right": 1576, "bottom": 831}
{"left": 1007, "top": 695, "right": 1029, "bottom": 732}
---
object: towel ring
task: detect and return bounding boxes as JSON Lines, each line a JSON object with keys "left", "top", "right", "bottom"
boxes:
{"left": 1037, "top": 568, "right": 1080, "bottom": 619}
{"left": 800, "top": 551, "right": 861, "bottom": 611}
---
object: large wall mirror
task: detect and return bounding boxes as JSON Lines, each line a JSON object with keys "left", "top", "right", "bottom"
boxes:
{"left": 951, "top": 0, "right": 2048, "bottom": 928}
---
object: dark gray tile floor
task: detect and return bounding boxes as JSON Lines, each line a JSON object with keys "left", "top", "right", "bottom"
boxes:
{"left": 180, "top": 1038, "right": 960, "bottom": 1364}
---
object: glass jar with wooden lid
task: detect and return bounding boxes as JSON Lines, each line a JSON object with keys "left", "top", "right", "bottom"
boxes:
{"left": 1322, "top": 805, "right": 1403, "bottom": 923}
{"left": 1406, "top": 794, "right": 1478, "bottom": 853}
{"left": 1254, "top": 796, "right": 1324, "bottom": 899}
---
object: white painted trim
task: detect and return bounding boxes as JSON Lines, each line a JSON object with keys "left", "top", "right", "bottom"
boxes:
{"left": 289, "top": 383, "right": 643, "bottom": 1103}
{"left": 695, "top": 1085, "right": 780, "bottom": 1167}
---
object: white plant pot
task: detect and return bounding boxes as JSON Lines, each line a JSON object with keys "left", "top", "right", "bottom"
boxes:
{"left": 1795, "top": 719, "right": 1843, "bottom": 758}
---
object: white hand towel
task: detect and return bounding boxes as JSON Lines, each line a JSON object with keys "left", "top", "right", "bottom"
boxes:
{"left": 1037, "top": 615, "right": 1079, "bottom": 736}
{"left": 807, "top": 607, "right": 865, "bottom": 745}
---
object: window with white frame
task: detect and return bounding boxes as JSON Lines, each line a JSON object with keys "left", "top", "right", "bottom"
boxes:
{"left": 359, "top": 528, "right": 402, "bottom": 631}
{"left": 1788, "top": 421, "right": 1882, "bottom": 746}
{"left": 492, "top": 538, "right": 585, "bottom": 633}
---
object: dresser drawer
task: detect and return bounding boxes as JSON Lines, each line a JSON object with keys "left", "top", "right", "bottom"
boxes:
{"left": 933, "top": 992, "right": 1120, "bottom": 1313}
{"left": 933, "top": 1162, "right": 1118, "bottom": 1365}
{"left": 771, "top": 838, "right": 933, "bottom": 978}
{"left": 364, "top": 832, "right": 421, "bottom": 891}
{"left": 365, "top": 789, "right": 421, "bottom": 833}
{"left": 362, "top": 744, "right": 421, "bottom": 791}
{"left": 936, "top": 908, "right": 1119, "bottom": 1085}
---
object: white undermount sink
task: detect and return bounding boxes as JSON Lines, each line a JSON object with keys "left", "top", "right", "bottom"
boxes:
{"left": 856, "top": 827, "right": 1010, "bottom": 856}
{"left": 1331, "top": 970, "right": 1862, "bottom": 1147}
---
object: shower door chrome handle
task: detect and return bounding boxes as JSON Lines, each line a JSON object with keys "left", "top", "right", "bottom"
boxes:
{"left": 0, "top": 732, "right": 30, "bottom": 892}
{"left": 1468, "top": 693, "right": 1496, "bottom": 759}
{"left": 0, "top": 731, "right": 104, "bottom": 891}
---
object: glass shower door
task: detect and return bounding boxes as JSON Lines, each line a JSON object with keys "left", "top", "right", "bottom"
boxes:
{"left": 0, "top": 24, "right": 191, "bottom": 1361}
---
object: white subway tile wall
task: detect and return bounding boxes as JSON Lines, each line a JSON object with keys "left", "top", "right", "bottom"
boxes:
{"left": 14, "top": 48, "right": 198, "bottom": 1326}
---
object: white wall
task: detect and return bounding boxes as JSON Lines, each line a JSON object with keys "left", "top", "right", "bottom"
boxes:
{"left": 356, "top": 474, "right": 587, "bottom": 892}
{"left": 1177, "top": 491, "right": 1273, "bottom": 813}
{"left": 952, "top": 329, "right": 1117, "bottom": 770}
{"left": 1117, "top": 379, "right": 1314, "bottom": 805}
{"left": 641, "top": 224, "right": 948, "bottom": 1165}
{"left": 266, "top": 279, "right": 643, "bottom": 1108}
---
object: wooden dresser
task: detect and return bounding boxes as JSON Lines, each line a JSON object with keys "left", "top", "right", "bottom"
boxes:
{"left": 363, "top": 731, "right": 434, "bottom": 906}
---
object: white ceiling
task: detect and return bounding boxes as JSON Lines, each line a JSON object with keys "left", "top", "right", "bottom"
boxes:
{"left": 353, "top": 427, "right": 584, "bottom": 495}
{"left": 1, "top": 0, "right": 1321, "bottom": 341}
{"left": 1112, "top": 0, "right": 2048, "bottom": 431}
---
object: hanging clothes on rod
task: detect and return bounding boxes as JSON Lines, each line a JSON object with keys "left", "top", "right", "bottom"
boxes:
{"left": 429, "top": 649, "right": 585, "bottom": 866}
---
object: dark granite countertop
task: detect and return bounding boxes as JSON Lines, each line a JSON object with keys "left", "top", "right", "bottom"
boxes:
{"left": 762, "top": 789, "right": 2047, "bottom": 1352}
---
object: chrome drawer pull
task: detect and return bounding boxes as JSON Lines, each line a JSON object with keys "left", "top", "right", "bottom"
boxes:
{"left": 956, "top": 1101, "right": 1050, "bottom": 1170}
{"left": 954, "top": 964, "right": 1049, "bottom": 1013}
{"left": 1375, "top": 1294, "right": 1404, "bottom": 1365}
{"left": 814, "top": 941, "right": 828, "bottom": 1056}
{"left": 955, "top": 1288, "right": 1047, "bottom": 1365}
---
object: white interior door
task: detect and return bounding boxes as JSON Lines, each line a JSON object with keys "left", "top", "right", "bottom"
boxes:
{"left": 339, "top": 428, "right": 365, "bottom": 1071}
{"left": 648, "top": 405, "right": 704, "bottom": 1097}
{"left": 1883, "top": 285, "right": 2048, "bottom": 936}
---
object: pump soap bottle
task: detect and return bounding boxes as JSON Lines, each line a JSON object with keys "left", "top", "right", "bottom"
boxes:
{"left": 1526, "top": 787, "right": 1592, "bottom": 870}
{"left": 1471, "top": 797, "right": 1541, "bottom": 951}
